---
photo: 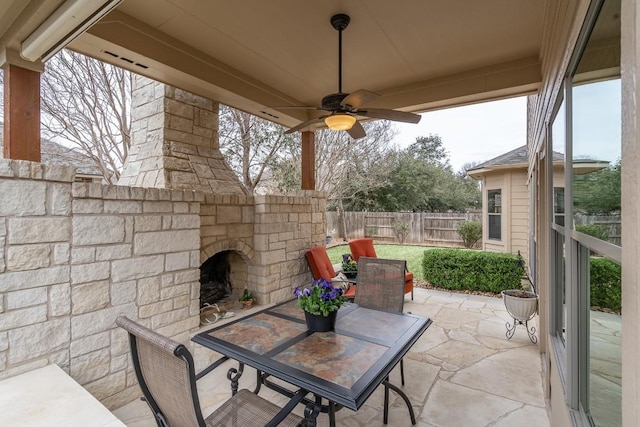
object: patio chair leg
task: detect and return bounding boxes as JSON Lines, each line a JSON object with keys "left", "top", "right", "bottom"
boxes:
{"left": 141, "top": 397, "right": 166, "bottom": 427}
{"left": 400, "top": 359, "right": 405, "bottom": 386}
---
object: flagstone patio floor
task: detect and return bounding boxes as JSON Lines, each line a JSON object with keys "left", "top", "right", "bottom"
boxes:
{"left": 113, "top": 288, "right": 551, "bottom": 426}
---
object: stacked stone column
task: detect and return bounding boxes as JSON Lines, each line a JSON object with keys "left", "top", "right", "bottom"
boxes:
{"left": 119, "top": 76, "right": 246, "bottom": 195}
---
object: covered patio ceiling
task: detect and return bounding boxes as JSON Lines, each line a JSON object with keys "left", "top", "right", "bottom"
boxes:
{"left": 2, "top": 0, "right": 548, "bottom": 131}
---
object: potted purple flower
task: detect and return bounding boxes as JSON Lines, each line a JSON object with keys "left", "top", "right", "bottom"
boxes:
{"left": 341, "top": 253, "right": 357, "bottom": 279}
{"left": 294, "top": 278, "right": 348, "bottom": 332}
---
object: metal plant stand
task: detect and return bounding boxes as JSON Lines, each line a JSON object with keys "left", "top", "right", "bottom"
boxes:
{"left": 502, "top": 290, "right": 539, "bottom": 344}
{"left": 501, "top": 251, "right": 539, "bottom": 344}
{"left": 505, "top": 314, "right": 537, "bottom": 344}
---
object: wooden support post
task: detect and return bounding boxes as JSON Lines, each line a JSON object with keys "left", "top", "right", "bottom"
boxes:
{"left": 301, "top": 131, "right": 315, "bottom": 190}
{"left": 3, "top": 63, "right": 41, "bottom": 161}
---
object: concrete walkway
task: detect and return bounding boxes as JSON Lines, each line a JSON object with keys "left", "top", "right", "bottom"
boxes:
{"left": 113, "top": 288, "right": 550, "bottom": 426}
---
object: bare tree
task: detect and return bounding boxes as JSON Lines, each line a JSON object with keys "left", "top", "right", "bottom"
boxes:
{"left": 218, "top": 105, "right": 297, "bottom": 193}
{"left": 270, "top": 120, "right": 397, "bottom": 239}
{"left": 271, "top": 120, "right": 396, "bottom": 196}
{"left": 40, "top": 50, "right": 131, "bottom": 183}
{"left": 321, "top": 121, "right": 396, "bottom": 197}
{"left": 460, "top": 160, "right": 482, "bottom": 175}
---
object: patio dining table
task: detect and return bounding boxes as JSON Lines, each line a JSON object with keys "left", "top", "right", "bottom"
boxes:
{"left": 192, "top": 299, "right": 432, "bottom": 425}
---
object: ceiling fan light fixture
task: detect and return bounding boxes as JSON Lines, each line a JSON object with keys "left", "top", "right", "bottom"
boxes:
{"left": 325, "top": 114, "right": 356, "bottom": 131}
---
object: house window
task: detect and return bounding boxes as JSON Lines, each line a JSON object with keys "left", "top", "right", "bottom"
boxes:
{"left": 553, "top": 187, "right": 565, "bottom": 226}
{"left": 547, "top": 0, "right": 623, "bottom": 424}
{"left": 487, "top": 190, "right": 501, "bottom": 240}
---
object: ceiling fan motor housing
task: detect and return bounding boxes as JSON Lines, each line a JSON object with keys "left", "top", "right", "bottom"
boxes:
{"left": 321, "top": 92, "right": 349, "bottom": 111}
{"left": 330, "top": 14, "right": 350, "bottom": 31}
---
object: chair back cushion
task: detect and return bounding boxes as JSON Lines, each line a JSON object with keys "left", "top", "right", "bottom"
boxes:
{"left": 116, "top": 316, "right": 205, "bottom": 427}
{"left": 306, "top": 246, "right": 336, "bottom": 281}
{"left": 355, "top": 257, "right": 406, "bottom": 313}
{"left": 349, "top": 238, "right": 378, "bottom": 261}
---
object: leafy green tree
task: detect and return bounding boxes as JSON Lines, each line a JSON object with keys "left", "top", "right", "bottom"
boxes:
{"left": 349, "top": 138, "right": 480, "bottom": 212}
{"left": 453, "top": 168, "right": 482, "bottom": 209}
{"left": 573, "top": 159, "right": 621, "bottom": 214}
{"left": 379, "top": 154, "right": 448, "bottom": 211}
{"left": 406, "top": 134, "right": 449, "bottom": 166}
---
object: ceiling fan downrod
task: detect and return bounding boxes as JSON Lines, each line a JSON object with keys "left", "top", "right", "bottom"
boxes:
{"left": 331, "top": 14, "right": 350, "bottom": 94}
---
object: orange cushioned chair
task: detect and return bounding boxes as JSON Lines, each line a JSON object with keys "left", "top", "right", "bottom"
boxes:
{"left": 348, "top": 238, "right": 414, "bottom": 300}
{"left": 305, "top": 246, "right": 356, "bottom": 299}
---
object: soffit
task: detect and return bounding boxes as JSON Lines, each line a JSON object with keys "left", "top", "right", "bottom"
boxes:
{"left": 3, "top": 0, "right": 548, "bottom": 129}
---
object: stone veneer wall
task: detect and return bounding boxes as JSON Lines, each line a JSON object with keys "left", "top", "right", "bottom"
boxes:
{"left": 0, "top": 158, "right": 203, "bottom": 409}
{"left": 0, "top": 157, "right": 326, "bottom": 409}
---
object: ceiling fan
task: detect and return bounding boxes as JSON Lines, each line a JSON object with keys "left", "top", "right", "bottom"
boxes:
{"left": 278, "top": 14, "right": 422, "bottom": 139}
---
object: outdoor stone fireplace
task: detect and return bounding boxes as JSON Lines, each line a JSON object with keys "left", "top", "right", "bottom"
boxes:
{"left": 0, "top": 76, "right": 327, "bottom": 411}
{"left": 118, "top": 75, "right": 328, "bottom": 306}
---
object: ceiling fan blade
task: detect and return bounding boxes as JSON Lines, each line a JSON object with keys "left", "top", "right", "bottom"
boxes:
{"left": 341, "top": 89, "right": 380, "bottom": 110}
{"left": 347, "top": 120, "right": 366, "bottom": 139}
{"left": 284, "top": 116, "right": 327, "bottom": 134}
{"left": 359, "top": 108, "right": 422, "bottom": 124}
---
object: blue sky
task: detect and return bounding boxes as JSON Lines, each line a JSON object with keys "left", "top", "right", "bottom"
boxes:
{"left": 572, "top": 79, "right": 621, "bottom": 163}
{"left": 393, "top": 96, "right": 527, "bottom": 172}
{"left": 392, "top": 79, "right": 622, "bottom": 173}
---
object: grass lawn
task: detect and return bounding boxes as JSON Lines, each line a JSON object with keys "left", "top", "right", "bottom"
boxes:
{"left": 326, "top": 244, "right": 432, "bottom": 280}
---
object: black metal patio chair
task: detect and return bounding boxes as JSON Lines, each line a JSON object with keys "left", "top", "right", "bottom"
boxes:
{"left": 116, "top": 316, "right": 305, "bottom": 427}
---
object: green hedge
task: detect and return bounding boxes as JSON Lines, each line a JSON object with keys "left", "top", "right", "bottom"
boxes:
{"left": 422, "top": 249, "right": 524, "bottom": 293}
{"left": 590, "top": 258, "right": 621, "bottom": 312}
{"left": 422, "top": 249, "right": 621, "bottom": 313}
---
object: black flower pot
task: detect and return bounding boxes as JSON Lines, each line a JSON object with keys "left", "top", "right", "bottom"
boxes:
{"left": 343, "top": 271, "right": 357, "bottom": 280}
{"left": 304, "top": 310, "right": 337, "bottom": 332}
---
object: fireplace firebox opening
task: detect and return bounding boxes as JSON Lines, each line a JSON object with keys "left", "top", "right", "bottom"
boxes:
{"left": 199, "top": 250, "right": 247, "bottom": 308}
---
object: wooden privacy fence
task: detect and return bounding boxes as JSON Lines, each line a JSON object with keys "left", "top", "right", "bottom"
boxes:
{"left": 326, "top": 211, "right": 482, "bottom": 248}
{"left": 574, "top": 214, "right": 621, "bottom": 246}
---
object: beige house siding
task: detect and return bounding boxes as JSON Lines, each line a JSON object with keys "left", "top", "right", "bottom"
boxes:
{"left": 510, "top": 172, "right": 529, "bottom": 261}
{"left": 552, "top": 168, "right": 565, "bottom": 187}
{"left": 476, "top": 163, "right": 562, "bottom": 266}
{"left": 479, "top": 169, "right": 529, "bottom": 260}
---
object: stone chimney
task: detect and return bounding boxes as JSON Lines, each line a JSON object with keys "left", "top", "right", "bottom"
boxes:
{"left": 118, "top": 76, "right": 246, "bottom": 194}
